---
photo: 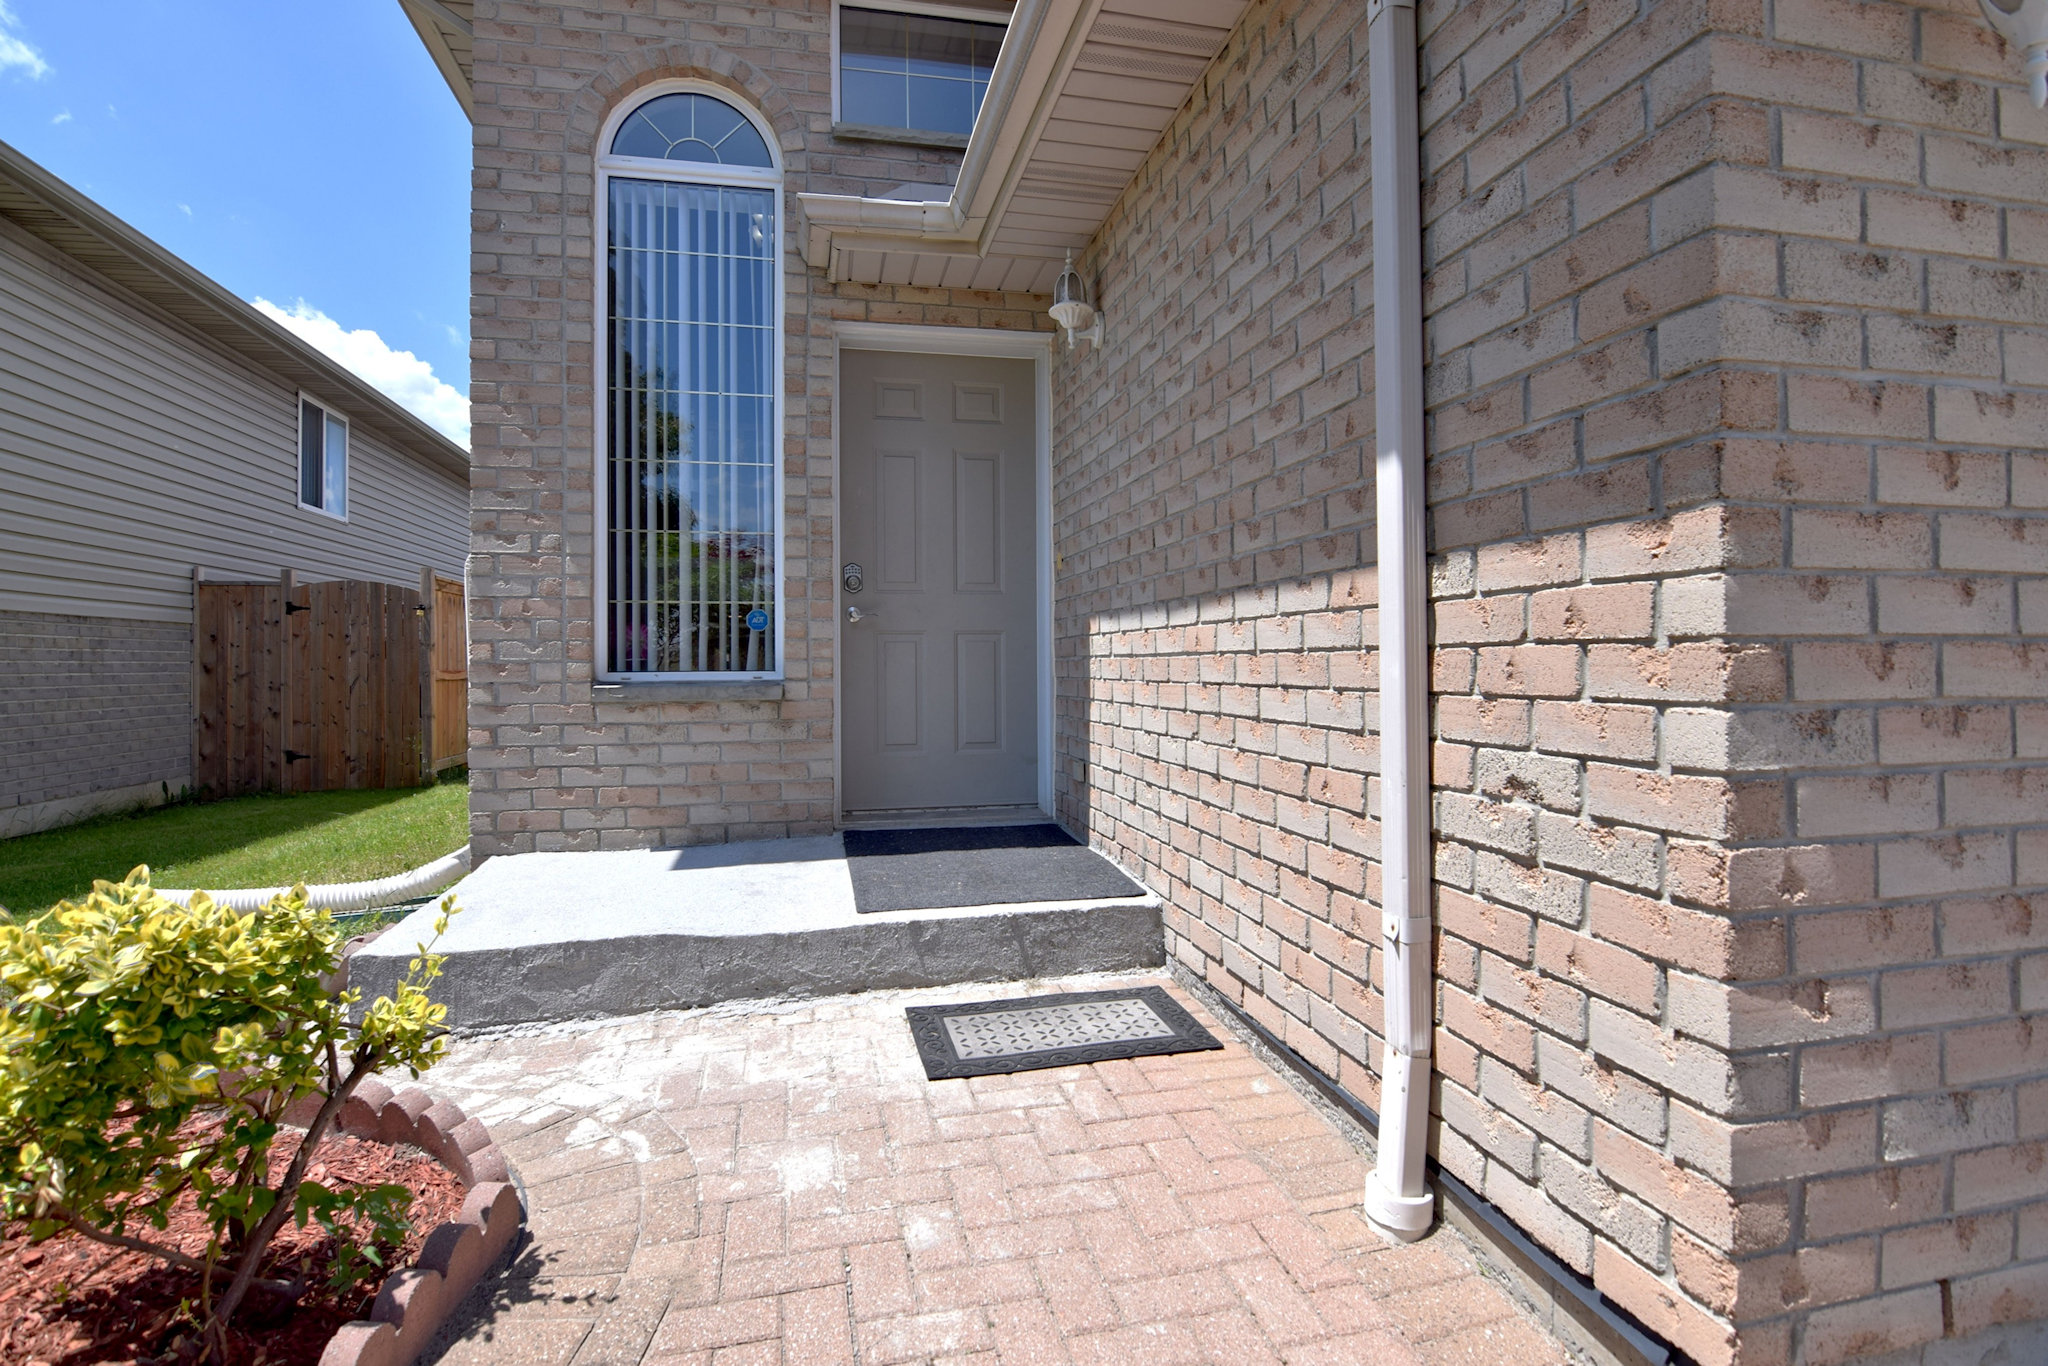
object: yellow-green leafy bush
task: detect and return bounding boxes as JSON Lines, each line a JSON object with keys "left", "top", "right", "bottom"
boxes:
{"left": 0, "top": 867, "right": 457, "bottom": 1360}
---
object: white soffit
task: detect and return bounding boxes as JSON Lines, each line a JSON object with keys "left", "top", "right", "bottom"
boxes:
{"left": 799, "top": 0, "right": 1248, "bottom": 293}
{"left": 396, "top": 0, "right": 476, "bottom": 118}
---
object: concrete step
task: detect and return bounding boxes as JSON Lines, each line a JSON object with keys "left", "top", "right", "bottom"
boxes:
{"left": 347, "top": 836, "right": 1165, "bottom": 1028}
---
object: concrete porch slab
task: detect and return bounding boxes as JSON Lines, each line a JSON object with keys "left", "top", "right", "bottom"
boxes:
{"left": 348, "top": 835, "right": 1165, "bottom": 1028}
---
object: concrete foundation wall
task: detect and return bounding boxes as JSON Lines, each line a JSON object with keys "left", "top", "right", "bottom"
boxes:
{"left": 0, "top": 610, "right": 190, "bottom": 836}
{"left": 465, "top": 0, "right": 1054, "bottom": 856}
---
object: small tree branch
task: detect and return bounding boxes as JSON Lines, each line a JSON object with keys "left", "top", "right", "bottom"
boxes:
{"left": 208, "top": 1043, "right": 384, "bottom": 1335}
{"left": 46, "top": 1206, "right": 299, "bottom": 1298}
{"left": 55, "top": 1205, "right": 209, "bottom": 1275}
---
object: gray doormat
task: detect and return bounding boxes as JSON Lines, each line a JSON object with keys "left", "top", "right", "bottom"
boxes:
{"left": 906, "top": 985, "right": 1224, "bottom": 1079}
{"left": 843, "top": 824, "right": 1145, "bottom": 913}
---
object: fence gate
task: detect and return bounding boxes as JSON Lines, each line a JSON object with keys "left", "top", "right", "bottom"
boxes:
{"left": 193, "top": 571, "right": 438, "bottom": 797}
{"left": 426, "top": 571, "right": 466, "bottom": 772}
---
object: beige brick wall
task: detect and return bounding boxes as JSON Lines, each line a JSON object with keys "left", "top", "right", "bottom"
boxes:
{"left": 467, "top": 0, "right": 1051, "bottom": 854}
{"left": 1056, "top": 1, "right": 2048, "bottom": 1363}
{"left": 1049, "top": 0, "right": 1387, "bottom": 1101}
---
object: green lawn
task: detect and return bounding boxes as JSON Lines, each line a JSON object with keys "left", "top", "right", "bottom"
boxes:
{"left": 0, "top": 778, "right": 470, "bottom": 918}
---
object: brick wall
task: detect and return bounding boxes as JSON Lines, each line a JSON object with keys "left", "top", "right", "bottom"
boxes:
{"left": 1050, "top": 0, "right": 1384, "bottom": 1079}
{"left": 0, "top": 610, "right": 190, "bottom": 821}
{"left": 1690, "top": 2, "right": 2048, "bottom": 1359}
{"left": 1056, "top": 0, "right": 2048, "bottom": 1363}
{"left": 467, "top": 0, "right": 1052, "bottom": 854}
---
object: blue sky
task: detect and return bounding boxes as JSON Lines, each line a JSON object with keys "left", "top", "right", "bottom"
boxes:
{"left": 0, "top": 1, "right": 471, "bottom": 442}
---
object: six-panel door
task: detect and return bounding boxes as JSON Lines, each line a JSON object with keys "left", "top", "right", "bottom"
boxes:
{"left": 839, "top": 349, "right": 1039, "bottom": 814}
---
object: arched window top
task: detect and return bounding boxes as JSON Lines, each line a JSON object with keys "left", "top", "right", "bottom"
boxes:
{"left": 610, "top": 91, "right": 774, "bottom": 168}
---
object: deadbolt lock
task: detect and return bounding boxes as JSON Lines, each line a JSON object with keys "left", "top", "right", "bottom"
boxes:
{"left": 842, "top": 562, "right": 865, "bottom": 594}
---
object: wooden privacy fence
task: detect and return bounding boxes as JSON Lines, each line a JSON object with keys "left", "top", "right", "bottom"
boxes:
{"left": 192, "top": 567, "right": 466, "bottom": 797}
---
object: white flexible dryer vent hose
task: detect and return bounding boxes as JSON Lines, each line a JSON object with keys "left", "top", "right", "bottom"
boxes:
{"left": 160, "top": 846, "right": 471, "bottom": 914}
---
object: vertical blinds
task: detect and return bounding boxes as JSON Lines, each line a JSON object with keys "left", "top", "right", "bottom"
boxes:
{"left": 606, "top": 177, "right": 776, "bottom": 674}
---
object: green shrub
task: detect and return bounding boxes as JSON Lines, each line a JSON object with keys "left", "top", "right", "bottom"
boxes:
{"left": 0, "top": 867, "right": 458, "bottom": 1361}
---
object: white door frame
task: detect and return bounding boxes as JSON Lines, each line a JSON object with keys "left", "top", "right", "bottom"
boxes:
{"left": 831, "top": 322, "right": 1056, "bottom": 823}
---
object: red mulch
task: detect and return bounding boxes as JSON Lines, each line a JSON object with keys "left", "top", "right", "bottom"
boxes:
{"left": 0, "top": 1118, "right": 467, "bottom": 1366}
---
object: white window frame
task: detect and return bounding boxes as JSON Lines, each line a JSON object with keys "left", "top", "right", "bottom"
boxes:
{"left": 593, "top": 80, "right": 787, "bottom": 683}
{"left": 295, "top": 391, "right": 350, "bottom": 522}
{"left": 830, "top": 0, "right": 1011, "bottom": 134}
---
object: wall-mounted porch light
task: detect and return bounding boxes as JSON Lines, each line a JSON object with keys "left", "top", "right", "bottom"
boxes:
{"left": 1050, "top": 250, "right": 1103, "bottom": 350}
{"left": 1981, "top": 0, "right": 2048, "bottom": 107}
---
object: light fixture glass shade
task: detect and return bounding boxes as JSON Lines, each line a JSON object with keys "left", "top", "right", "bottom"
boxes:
{"left": 1050, "top": 250, "right": 1099, "bottom": 346}
{"left": 1051, "top": 252, "right": 1094, "bottom": 331}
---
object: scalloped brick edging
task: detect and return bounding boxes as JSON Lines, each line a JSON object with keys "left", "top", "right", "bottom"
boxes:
{"left": 278, "top": 1080, "right": 524, "bottom": 1366}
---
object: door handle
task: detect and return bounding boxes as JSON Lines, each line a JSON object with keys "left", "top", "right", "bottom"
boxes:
{"left": 845, "top": 605, "right": 870, "bottom": 624}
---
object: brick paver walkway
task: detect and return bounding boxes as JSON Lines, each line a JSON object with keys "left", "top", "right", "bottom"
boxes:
{"left": 419, "top": 975, "right": 1573, "bottom": 1365}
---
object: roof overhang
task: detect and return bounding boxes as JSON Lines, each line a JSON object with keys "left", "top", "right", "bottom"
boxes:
{"left": 397, "top": 0, "right": 476, "bottom": 117}
{"left": 799, "top": 0, "right": 1250, "bottom": 293}
{"left": 0, "top": 138, "right": 470, "bottom": 479}
{"left": 395, "top": 0, "right": 1247, "bottom": 295}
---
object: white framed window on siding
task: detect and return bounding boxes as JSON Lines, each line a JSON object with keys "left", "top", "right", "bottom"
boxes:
{"left": 596, "top": 86, "right": 784, "bottom": 680}
{"left": 832, "top": 2, "right": 1008, "bottom": 139}
{"left": 298, "top": 394, "right": 349, "bottom": 519}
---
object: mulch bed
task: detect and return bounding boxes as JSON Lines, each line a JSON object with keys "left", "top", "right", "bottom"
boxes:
{"left": 0, "top": 1117, "right": 466, "bottom": 1366}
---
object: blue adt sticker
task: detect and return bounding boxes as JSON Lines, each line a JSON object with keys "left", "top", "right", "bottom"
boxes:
{"left": 746, "top": 608, "right": 770, "bottom": 632}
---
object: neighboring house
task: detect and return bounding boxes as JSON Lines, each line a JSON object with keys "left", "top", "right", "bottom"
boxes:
{"left": 408, "top": 1, "right": 2048, "bottom": 1363}
{"left": 0, "top": 139, "right": 469, "bottom": 838}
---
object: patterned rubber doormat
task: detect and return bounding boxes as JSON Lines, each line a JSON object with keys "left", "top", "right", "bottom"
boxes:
{"left": 906, "top": 985, "right": 1224, "bottom": 1079}
{"left": 843, "top": 824, "right": 1146, "bottom": 913}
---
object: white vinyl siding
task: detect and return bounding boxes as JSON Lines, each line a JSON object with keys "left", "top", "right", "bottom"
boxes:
{"left": 0, "top": 221, "right": 465, "bottom": 623}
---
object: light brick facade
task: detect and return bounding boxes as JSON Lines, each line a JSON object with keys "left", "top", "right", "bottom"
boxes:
{"left": 465, "top": 2, "right": 1052, "bottom": 855}
{"left": 466, "top": 0, "right": 2048, "bottom": 1360}
{"left": 1053, "top": 0, "right": 2048, "bottom": 1362}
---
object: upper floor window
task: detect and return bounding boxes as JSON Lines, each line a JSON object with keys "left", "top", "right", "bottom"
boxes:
{"left": 836, "top": 4, "right": 1006, "bottom": 140}
{"left": 599, "top": 87, "right": 783, "bottom": 680}
{"left": 298, "top": 395, "right": 348, "bottom": 519}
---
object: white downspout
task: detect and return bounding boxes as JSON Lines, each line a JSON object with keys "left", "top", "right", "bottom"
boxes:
{"left": 1362, "top": 0, "right": 1437, "bottom": 1243}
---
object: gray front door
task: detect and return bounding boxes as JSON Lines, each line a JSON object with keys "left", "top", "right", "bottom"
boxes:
{"left": 840, "top": 348, "right": 1039, "bottom": 815}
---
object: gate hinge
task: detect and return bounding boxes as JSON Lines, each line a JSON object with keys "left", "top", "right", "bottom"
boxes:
{"left": 284, "top": 750, "right": 310, "bottom": 763}
{"left": 285, "top": 601, "right": 309, "bottom": 615}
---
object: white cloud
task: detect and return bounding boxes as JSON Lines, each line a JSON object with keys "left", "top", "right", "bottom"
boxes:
{"left": 51, "top": 108, "right": 70, "bottom": 125}
{"left": 0, "top": 1, "right": 49, "bottom": 79}
{"left": 177, "top": 203, "right": 191, "bottom": 217}
{"left": 252, "top": 297, "right": 469, "bottom": 448}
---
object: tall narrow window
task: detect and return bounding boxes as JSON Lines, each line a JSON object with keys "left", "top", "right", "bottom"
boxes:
{"left": 601, "top": 90, "right": 780, "bottom": 678}
{"left": 298, "top": 396, "right": 348, "bottom": 519}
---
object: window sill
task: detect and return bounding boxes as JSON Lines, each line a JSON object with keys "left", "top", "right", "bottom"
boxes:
{"left": 831, "top": 121, "right": 970, "bottom": 150}
{"left": 592, "top": 680, "right": 785, "bottom": 705}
